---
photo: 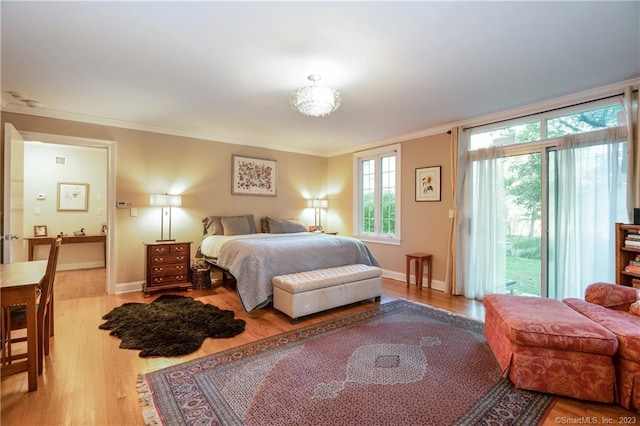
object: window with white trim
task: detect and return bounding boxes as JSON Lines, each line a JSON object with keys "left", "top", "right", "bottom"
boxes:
{"left": 354, "top": 144, "right": 401, "bottom": 244}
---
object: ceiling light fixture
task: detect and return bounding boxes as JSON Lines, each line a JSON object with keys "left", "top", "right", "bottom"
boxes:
{"left": 290, "top": 74, "right": 341, "bottom": 117}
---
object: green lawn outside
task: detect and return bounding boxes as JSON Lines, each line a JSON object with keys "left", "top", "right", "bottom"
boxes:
{"left": 506, "top": 256, "right": 541, "bottom": 296}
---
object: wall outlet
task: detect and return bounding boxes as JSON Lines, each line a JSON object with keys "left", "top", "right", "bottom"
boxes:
{"left": 448, "top": 210, "right": 455, "bottom": 219}
{"left": 130, "top": 208, "right": 138, "bottom": 217}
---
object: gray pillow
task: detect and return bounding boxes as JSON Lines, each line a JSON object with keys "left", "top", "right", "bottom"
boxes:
{"left": 221, "top": 216, "right": 251, "bottom": 236}
{"left": 242, "top": 214, "right": 257, "bottom": 234}
{"left": 203, "top": 214, "right": 256, "bottom": 235}
{"left": 202, "top": 216, "right": 223, "bottom": 236}
{"left": 267, "top": 218, "right": 307, "bottom": 234}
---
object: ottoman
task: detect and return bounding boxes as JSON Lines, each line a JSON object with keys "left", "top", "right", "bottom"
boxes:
{"left": 484, "top": 294, "right": 618, "bottom": 402}
{"left": 272, "top": 264, "right": 382, "bottom": 323}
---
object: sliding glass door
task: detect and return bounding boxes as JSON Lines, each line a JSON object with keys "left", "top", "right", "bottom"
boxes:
{"left": 547, "top": 131, "right": 628, "bottom": 299}
{"left": 460, "top": 99, "right": 629, "bottom": 300}
{"left": 504, "top": 153, "right": 542, "bottom": 296}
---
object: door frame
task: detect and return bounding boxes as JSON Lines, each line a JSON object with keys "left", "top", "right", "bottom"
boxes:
{"left": 20, "top": 131, "right": 116, "bottom": 294}
{"left": 3, "top": 123, "right": 26, "bottom": 262}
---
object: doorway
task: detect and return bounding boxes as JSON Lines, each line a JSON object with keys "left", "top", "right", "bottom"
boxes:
{"left": 3, "top": 125, "right": 116, "bottom": 294}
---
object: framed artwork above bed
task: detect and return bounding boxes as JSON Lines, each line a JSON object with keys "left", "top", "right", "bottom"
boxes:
{"left": 232, "top": 155, "right": 277, "bottom": 196}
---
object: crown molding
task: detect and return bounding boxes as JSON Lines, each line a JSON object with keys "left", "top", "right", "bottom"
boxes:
{"left": 0, "top": 93, "right": 10, "bottom": 109}
{"left": 3, "top": 78, "right": 638, "bottom": 159}
{"left": 329, "top": 78, "right": 640, "bottom": 157}
{"left": 455, "top": 77, "right": 640, "bottom": 131}
{"left": 0, "top": 103, "right": 328, "bottom": 157}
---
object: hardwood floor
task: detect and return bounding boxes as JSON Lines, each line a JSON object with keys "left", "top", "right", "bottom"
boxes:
{"left": 1, "top": 269, "right": 637, "bottom": 425}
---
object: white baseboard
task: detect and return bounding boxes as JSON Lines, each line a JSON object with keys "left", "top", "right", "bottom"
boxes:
{"left": 57, "top": 261, "right": 105, "bottom": 271}
{"left": 381, "top": 269, "right": 445, "bottom": 292}
{"left": 116, "top": 281, "right": 144, "bottom": 294}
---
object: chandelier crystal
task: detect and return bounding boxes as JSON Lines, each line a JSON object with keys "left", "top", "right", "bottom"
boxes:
{"left": 290, "top": 74, "right": 341, "bottom": 117}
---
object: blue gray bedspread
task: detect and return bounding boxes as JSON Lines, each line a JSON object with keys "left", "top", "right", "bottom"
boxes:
{"left": 214, "top": 233, "right": 380, "bottom": 312}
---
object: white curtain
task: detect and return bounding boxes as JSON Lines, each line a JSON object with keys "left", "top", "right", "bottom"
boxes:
{"left": 624, "top": 87, "right": 639, "bottom": 216}
{"left": 553, "top": 128, "right": 628, "bottom": 299}
{"left": 445, "top": 127, "right": 460, "bottom": 294}
{"left": 462, "top": 146, "right": 507, "bottom": 300}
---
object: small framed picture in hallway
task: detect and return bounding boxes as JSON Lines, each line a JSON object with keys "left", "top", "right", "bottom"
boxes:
{"left": 57, "top": 182, "right": 89, "bottom": 211}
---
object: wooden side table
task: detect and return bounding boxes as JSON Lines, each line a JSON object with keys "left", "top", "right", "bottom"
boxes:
{"left": 405, "top": 253, "right": 433, "bottom": 289}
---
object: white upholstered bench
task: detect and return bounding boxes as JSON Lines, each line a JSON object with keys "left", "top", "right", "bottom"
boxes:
{"left": 272, "top": 264, "right": 382, "bottom": 323}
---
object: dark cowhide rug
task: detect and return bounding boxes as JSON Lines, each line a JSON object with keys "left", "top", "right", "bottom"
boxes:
{"left": 99, "top": 294, "right": 245, "bottom": 357}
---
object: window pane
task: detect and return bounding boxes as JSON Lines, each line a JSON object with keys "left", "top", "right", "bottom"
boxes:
{"left": 470, "top": 121, "right": 541, "bottom": 150}
{"left": 361, "top": 159, "right": 375, "bottom": 233}
{"left": 380, "top": 155, "right": 396, "bottom": 235}
{"left": 546, "top": 104, "right": 624, "bottom": 138}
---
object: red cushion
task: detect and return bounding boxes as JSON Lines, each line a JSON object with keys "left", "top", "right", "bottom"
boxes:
{"left": 564, "top": 298, "right": 640, "bottom": 361}
{"left": 585, "top": 282, "right": 638, "bottom": 308}
{"left": 484, "top": 294, "right": 617, "bottom": 356}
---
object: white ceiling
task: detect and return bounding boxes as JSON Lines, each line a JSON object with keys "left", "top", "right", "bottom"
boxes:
{"left": 2, "top": 1, "right": 639, "bottom": 157}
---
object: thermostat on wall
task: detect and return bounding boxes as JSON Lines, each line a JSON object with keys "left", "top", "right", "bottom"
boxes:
{"left": 116, "top": 201, "right": 133, "bottom": 208}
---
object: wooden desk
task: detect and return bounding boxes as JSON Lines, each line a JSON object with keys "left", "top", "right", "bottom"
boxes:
{"left": 25, "top": 235, "right": 106, "bottom": 264}
{"left": 0, "top": 260, "right": 47, "bottom": 392}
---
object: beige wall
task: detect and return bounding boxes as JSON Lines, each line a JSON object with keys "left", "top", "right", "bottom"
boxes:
{"left": 2, "top": 113, "right": 327, "bottom": 288}
{"left": 2, "top": 112, "right": 452, "bottom": 291}
{"left": 328, "top": 133, "right": 452, "bottom": 288}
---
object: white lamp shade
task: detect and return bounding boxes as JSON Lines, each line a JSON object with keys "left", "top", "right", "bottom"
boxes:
{"left": 149, "top": 194, "right": 182, "bottom": 207}
{"left": 308, "top": 199, "right": 328, "bottom": 209}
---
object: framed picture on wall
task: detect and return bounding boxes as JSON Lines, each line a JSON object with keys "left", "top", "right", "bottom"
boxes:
{"left": 57, "top": 182, "right": 89, "bottom": 211}
{"left": 415, "top": 166, "right": 441, "bottom": 202}
{"left": 231, "top": 155, "right": 277, "bottom": 196}
{"left": 34, "top": 225, "right": 48, "bottom": 237}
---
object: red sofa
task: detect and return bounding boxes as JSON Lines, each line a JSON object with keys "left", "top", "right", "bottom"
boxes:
{"left": 563, "top": 283, "right": 640, "bottom": 411}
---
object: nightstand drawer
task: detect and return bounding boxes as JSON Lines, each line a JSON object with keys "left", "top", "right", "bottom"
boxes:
{"left": 149, "top": 253, "right": 188, "bottom": 265}
{"left": 150, "top": 263, "right": 188, "bottom": 276}
{"left": 170, "top": 243, "right": 189, "bottom": 253}
{"left": 148, "top": 273, "right": 189, "bottom": 286}
{"left": 148, "top": 245, "right": 171, "bottom": 255}
{"left": 148, "top": 244, "right": 189, "bottom": 255}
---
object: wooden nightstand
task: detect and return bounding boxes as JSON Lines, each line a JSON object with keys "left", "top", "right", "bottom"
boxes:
{"left": 143, "top": 241, "right": 193, "bottom": 297}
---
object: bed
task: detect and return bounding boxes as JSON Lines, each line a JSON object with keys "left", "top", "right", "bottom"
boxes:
{"left": 198, "top": 215, "right": 380, "bottom": 312}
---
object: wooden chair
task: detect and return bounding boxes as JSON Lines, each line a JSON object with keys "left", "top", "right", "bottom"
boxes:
{"left": 1, "top": 237, "right": 62, "bottom": 374}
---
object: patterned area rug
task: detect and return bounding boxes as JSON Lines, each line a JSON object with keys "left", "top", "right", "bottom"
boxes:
{"left": 137, "top": 300, "right": 554, "bottom": 425}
